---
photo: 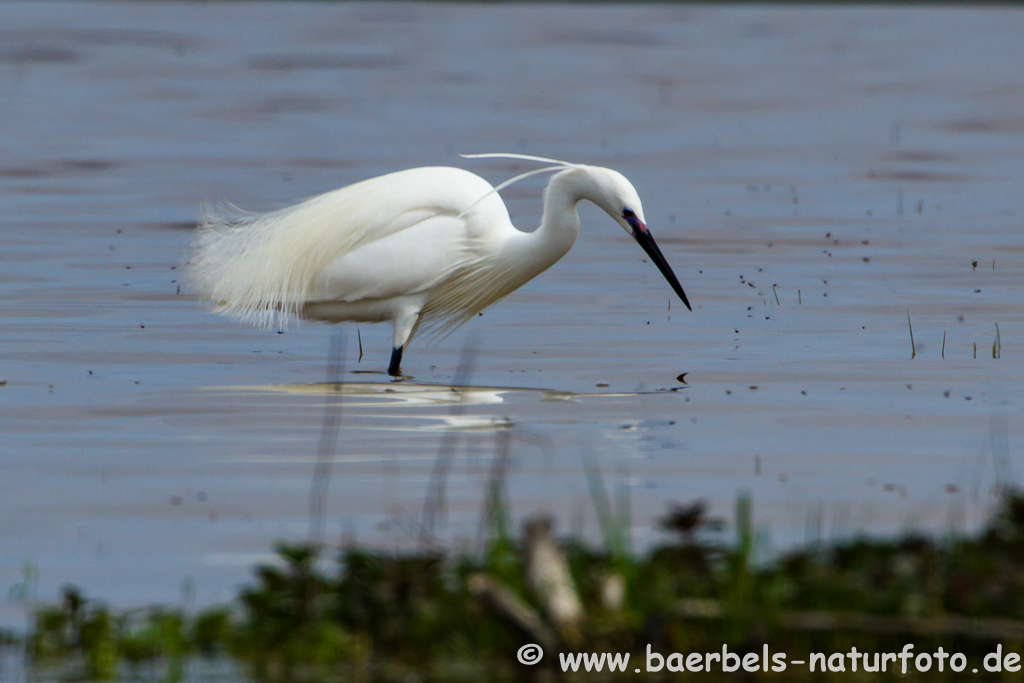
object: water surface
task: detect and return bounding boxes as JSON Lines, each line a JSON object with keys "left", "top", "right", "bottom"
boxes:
{"left": 1, "top": 2, "right": 1023, "bottom": 615}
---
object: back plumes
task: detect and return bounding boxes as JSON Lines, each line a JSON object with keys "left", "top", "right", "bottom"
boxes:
{"left": 188, "top": 194, "right": 361, "bottom": 329}
{"left": 189, "top": 203, "right": 289, "bottom": 328}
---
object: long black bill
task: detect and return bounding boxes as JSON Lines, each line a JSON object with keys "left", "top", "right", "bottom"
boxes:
{"left": 633, "top": 224, "right": 692, "bottom": 311}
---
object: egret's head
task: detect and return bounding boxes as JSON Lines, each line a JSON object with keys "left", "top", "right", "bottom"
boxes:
{"left": 578, "top": 166, "right": 647, "bottom": 235}
{"left": 580, "top": 165, "right": 692, "bottom": 312}
{"left": 462, "top": 154, "right": 693, "bottom": 312}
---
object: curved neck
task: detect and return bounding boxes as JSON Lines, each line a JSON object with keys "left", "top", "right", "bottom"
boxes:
{"left": 498, "top": 169, "right": 596, "bottom": 290}
{"left": 537, "top": 168, "right": 592, "bottom": 255}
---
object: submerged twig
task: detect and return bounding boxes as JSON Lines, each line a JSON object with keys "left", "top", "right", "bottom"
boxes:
{"left": 906, "top": 310, "right": 916, "bottom": 359}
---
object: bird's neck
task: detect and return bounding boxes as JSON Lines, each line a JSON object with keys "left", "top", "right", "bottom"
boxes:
{"left": 498, "top": 169, "right": 592, "bottom": 289}
{"left": 536, "top": 168, "right": 591, "bottom": 256}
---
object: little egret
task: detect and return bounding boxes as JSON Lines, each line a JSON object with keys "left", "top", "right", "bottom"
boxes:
{"left": 188, "top": 154, "right": 691, "bottom": 376}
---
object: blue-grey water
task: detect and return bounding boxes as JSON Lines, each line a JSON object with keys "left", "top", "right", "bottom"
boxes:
{"left": 2, "top": 2, "right": 1023, "bottom": 626}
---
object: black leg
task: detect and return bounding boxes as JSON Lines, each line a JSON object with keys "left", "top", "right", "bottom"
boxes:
{"left": 387, "top": 345, "right": 404, "bottom": 377}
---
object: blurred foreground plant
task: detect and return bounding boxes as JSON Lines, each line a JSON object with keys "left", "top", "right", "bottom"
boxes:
{"left": 22, "top": 491, "right": 1024, "bottom": 682}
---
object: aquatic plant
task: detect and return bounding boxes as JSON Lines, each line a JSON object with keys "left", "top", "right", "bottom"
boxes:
{"left": 22, "top": 491, "right": 1024, "bottom": 681}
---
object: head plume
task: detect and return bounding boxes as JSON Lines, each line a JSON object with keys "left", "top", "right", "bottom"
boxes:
{"left": 457, "top": 153, "right": 582, "bottom": 218}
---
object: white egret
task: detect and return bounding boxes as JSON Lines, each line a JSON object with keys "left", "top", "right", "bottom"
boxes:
{"left": 188, "top": 153, "right": 690, "bottom": 376}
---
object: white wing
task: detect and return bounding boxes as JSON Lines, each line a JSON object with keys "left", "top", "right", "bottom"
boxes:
{"left": 187, "top": 167, "right": 502, "bottom": 328}
{"left": 310, "top": 205, "right": 528, "bottom": 340}
{"left": 310, "top": 213, "right": 474, "bottom": 303}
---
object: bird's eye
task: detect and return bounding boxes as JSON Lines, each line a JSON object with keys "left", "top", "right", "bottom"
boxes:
{"left": 623, "top": 208, "right": 635, "bottom": 218}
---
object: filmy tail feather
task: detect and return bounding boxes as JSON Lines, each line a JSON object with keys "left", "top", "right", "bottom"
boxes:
{"left": 187, "top": 185, "right": 383, "bottom": 328}
{"left": 188, "top": 203, "right": 305, "bottom": 328}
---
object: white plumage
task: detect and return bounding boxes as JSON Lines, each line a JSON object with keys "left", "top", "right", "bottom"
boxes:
{"left": 188, "top": 154, "right": 690, "bottom": 376}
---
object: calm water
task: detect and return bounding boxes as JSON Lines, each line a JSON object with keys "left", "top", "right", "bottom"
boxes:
{"left": 2, "top": 2, "right": 1023, "bottom": 619}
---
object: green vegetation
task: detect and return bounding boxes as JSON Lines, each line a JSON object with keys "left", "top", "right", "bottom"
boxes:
{"left": 16, "top": 492, "right": 1024, "bottom": 681}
